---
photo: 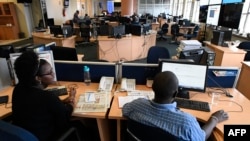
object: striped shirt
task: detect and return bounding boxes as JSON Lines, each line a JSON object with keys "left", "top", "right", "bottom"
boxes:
{"left": 122, "top": 98, "right": 206, "bottom": 141}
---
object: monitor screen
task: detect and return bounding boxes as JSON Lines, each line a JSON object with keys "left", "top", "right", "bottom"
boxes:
{"left": 9, "top": 51, "right": 57, "bottom": 85}
{"left": 159, "top": 60, "right": 208, "bottom": 94}
{"left": 221, "top": 30, "right": 233, "bottom": 41}
{"left": 0, "top": 45, "right": 14, "bottom": 59}
{"left": 218, "top": 3, "right": 243, "bottom": 29}
{"left": 200, "top": 0, "right": 209, "bottom": 6}
{"left": 17, "top": 0, "right": 32, "bottom": 3}
{"left": 209, "top": 0, "right": 222, "bottom": 5}
{"left": 206, "top": 5, "right": 221, "bottom": 26}
{"left": 62, "top": 25, "right": 73, "bottom": 37}
{"left": 142, "top": 23, "right": 151, "bottom": 34}
{"left": 113, "top": 25, "right": 125, "bottom": 36}
{"left": 222, "top": 0, "right": 245, "bottom": 4}
{"left": 50, "top": 46, "right": 78, "bottom": 61}
{"left": 45, "top": 42, "right": 56, "bottom": 50}
{"left": 26, "top": 44, "right": 46, "bottom": 53}
{"left": 199, "top": 5, "right": 208, "bottom": 23}
{"left": 46, "top": 18, "right": 54, "bottom": 27}
{"left": 50, "top": 25, "right": 63, "bottom": 37}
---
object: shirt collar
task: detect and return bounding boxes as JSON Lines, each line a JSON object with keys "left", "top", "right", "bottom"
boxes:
{"left": 150, "top": 100, "right": 177, "bottom": 110}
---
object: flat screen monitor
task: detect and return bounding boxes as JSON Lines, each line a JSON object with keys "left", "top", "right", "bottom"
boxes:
{"left": 25, "top": 44, "right": 46, "bottom": 53}
{"left": 218, "top": 3, "right": 243, "bottom": 29}
{"left": 45, "top": 42, "right": 56, "bottom": 50}
{"left": 209, "top": 0, "right": 222, "bottom": 5}
{"left": 17, "top": 0, "right": 32, "bottom": 3}
{"left": 46, "top": 18, "right": 54, "bottom": 27}
{"left": 50, "top": 25, "right": 63, "bottom": 37}
{"left": 200, "top": 0, "right": 209, "bottom": 6}
{"left": 130, "top": 24, "right": 142, "bottom": 36}
{"left": 221, "top": 30, "right": 233, "bottom": 41}
{"left": 142, "top": 23, "right": 151, "bottom": 34}
{"left": 206, "top": 5, "right": 221, "bottom": 26}
{"left": 222, "top": 0, "right": 245, "bottom": 4}
{"left": 139, "top": 18, "right": 147, "bottom": 24}
{"left": 50, "top": 46, "right": 78, "bottom": 61}
{"left": 9, "top": 51, "right": 57, "bottom": 85}
{"left": 199, "top": 5, "right": 209, "bottom": 23}
{"left": 62, "top": 25, "right": 73, "bottom": 37}
{"left": 0, "top": 45, "right": 14, "bottom": 59}
{"left": 113, "top": 25, "right": 125, "bottom": 36}
{"left": 159, "top": 59, "right": 208, "bottom": 98}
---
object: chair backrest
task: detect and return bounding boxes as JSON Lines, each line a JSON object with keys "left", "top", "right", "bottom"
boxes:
{"left": 237, "top": 41, "right": 250, "bottom": 61}
{"left": 147, "top": 46, "right": 170, "bottom": 63}
{"left": 192, "top": 25, "right": 199, "bottom": 36}
{"left": 127, "top": 119, "right": 185, "bottom": 141}
{"left": 0, "top": 120, "right": 39, "bottom": 141}
{"left": 171, "top": 24, "right": 180, "bottom": 35}
{"left": 161, "top": 23, "right": 169, "bottom": 33}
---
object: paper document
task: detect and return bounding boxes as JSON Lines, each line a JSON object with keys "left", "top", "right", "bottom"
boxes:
{"left": 127, "top": 90, "right": 155, "bottom": 100}
{"left": 74, "top": 91, "right": 111, "bottom": 113}
{"left": 118, "top": 95, "right": 148, "bottom": 108}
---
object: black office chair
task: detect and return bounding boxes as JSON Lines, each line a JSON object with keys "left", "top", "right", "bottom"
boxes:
{"left": 237, "top": 41, "right": 250, "bottom": 61}
{"left": 183, "top": 25, "right": 199, "bottom": 40}
{"left": 0, "top": 120, "right": 81, "bottom": 141}
{"left": 147, "top": 46, "right": 170, "bottom": 63}
{"left": 171, "top": 24, "right": 184, "bottom": 44}
{"left": 157, "top": 23, "right": 169, "bottom": 41}
{"left": 80, "top": 23, "right": 91, "bottom": 42}
{"left": 127, "top": 119, "right": 185, "bottom": 141}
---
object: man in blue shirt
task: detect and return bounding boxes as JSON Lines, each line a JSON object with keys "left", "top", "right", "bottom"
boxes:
{"left": 122, "top": 71, "right": 229, "bottom": 141}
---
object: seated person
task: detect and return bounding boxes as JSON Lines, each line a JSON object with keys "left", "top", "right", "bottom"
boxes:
{"left": 122, "top": 71, "right": 229, "bottom": 140}
{"left": 11, "top": 51, "right": 85, "bottom": 141}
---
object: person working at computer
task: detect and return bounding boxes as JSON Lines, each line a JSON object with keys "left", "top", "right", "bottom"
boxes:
{"left": 73, "top": 10, "right": 80, "bottom": 24}
{"left": 11, "top": 51, "right": 87, "bottom": 141}
{"left": 122, "top": 71, "right": 229, "bottom": 140}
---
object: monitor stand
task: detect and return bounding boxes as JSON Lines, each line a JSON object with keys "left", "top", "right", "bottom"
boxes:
{"left": 176, "top": 88, "right": 190, "bottom": 99}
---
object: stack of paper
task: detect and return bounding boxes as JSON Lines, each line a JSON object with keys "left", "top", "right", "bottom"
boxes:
{"left": 180, "top": 40, "right": 202, "bottom": 50}
{"left": 74, "top": 91, "right": 111, "bottom": 113}
{"left": 118, "top": 96, "right": 148, "bottom": 108}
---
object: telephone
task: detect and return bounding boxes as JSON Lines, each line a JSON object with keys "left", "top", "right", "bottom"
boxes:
{"left": 98, "top": 76, "right": 114, "bottom": 91}
{"left": 120, "top": 78, "right": 136, "bottom": 91}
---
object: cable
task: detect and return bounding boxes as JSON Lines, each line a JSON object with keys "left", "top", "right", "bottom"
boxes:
{"left": 207, "top": 75, "right": 233, "bottom": 97}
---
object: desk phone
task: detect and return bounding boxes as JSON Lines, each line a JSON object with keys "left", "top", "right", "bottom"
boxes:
{"left": 98, "top": 76, "right": 114, "bottom": 91}
{"left": 120, "top": 78, "right": 136, "bottom": 91}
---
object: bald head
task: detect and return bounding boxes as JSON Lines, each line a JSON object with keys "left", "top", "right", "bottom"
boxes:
{"left": 152, "top": 71, "right": 179, "bottom": 101}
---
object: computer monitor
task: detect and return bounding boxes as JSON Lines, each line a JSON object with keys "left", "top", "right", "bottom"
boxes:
{"left": 9, "top": 50, "right": 57, "bottom": 85}
{"left": 50, "top": 46, "right": 78, "bottom": 61}
{"left": 113, "top": 25, "right": 125, "bottom": 37}
{"left": 142, "top": 23, "right": 151, "bottom": 34}
{"left": 25, "top": 44, "right": 46, "bottom": 53}
{"left": 159, "top": 59, "right": 208, "bottom": 99}
{"left": 50, "top": 25, "right": 63, "bottom": 37}
{"left": 221, "top": 30, "right": 232, "bottom": 41}
{"left": 62, "top": 25, "right": 73, "bottom": 37}
{"left": 0, "top": 45, "right": 14, "bottom": 59}
{"left": 179, "top": 48, "right": 204, "bottom": 64}
{"left": 46, "top": 18, "right": 55, "bottom": 27}
{"left": 130, "top": 24, "right": 142, "bottom": 36}
{"left": 45, "top": 42, "right": 56, "bottom": 50}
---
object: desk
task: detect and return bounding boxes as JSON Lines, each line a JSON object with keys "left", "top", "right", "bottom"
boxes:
{"left": 236, "top": 61, "right": 250, "bottom": 100}
{"left": 98, "top": 33, "right": 156, "bottom": 62}
{"left": 151, "top": 22, "right": 160, "bottom": 31}
{"left": 32, "top": 32, "right": 76, "bottom": 48}
{"left": 0, "top": 82, "right": 114, "bottom": 141}
{"left": 109, "top": 85, "right": 250, "bottom": 141}
{"left": 204, "top": 41, "right": 246, "bottom": 67}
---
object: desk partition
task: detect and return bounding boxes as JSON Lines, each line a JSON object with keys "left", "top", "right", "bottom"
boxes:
{"left": 54, "top": 61, "right": 117, "bottom": 82}
{"left": 206, "top": 66, "right": 240, "bottom": 88}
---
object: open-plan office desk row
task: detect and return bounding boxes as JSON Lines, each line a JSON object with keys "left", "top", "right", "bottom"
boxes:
{"left": 1, "top": 82, "right": 250, "bottom": 141}
{"left": 1, "top": 61, "right": 250, "bottom": 141}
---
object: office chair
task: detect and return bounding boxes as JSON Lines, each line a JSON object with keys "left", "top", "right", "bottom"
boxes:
{"left": 183, "top": 25, "right": 199, "bottom": 40}
{"left": 157, "top": 23, "right": 169, "bottom": 41}
{"left": 80, "top": 23, "right": 91, "bottom": 42}
{"left": 0, "top": 120, "right": 81, "bottom": 141}
{"left": 171, "top": 24, "right": 184, "bottom": 44}
{"left": 147, "top": 46, "right": 170, "bottom": 63}
{"left": 127, "top": 119, "right": 184, "bottom": 141}
{"left": 237, "top": 41, "right": 250, "bottom": 61}
{"left": 0, "top": 120, "right": 39, "bottom": 141}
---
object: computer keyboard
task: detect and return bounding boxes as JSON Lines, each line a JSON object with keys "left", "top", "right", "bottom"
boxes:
{"left": 46, "top": 87, "right": 68, "bottom": 97}
{"left": 175, "top": 98, "right": 211, "bottom": 112}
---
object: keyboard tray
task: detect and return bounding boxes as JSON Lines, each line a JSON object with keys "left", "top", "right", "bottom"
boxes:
{"left": 175, "top": 98, "right": 210, "bottom": 112}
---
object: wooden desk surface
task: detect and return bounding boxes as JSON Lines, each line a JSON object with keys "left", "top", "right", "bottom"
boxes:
{"left": 108, "top": 86, "right": 250, "bottom": 141}
{"left": 204, "top": 41, "right": 246, "bottom": 54}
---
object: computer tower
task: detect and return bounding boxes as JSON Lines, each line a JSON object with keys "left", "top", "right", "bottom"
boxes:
{"left": 200, "top": 47, "right": 215, "bottom": 66}
{"left": 211, "top": 31, "right": 224, "bottom": 46}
